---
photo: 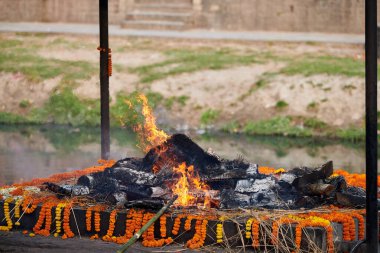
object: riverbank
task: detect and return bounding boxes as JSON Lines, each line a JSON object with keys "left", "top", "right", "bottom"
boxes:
{"left": 0, "top": 32, "right": 374, "bottom": 141}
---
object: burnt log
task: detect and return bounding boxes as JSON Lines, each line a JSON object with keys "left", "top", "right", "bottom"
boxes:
{"left": 42, "top": 134, "right": 368, "bottom": 209}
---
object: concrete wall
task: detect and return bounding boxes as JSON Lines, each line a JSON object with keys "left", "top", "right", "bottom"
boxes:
{"left": 0, "top": 0, "right": 133, "bottom": 24}
{"left": 0, "top": 0, "right": 379, "bottom": 33}
{"left": 196, "top": 0, "right": 378, "bottom": 34}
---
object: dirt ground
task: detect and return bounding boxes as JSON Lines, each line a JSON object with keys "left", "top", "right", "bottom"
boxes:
{"left": 0, "top": 33, "right": 371, "bottom": 129}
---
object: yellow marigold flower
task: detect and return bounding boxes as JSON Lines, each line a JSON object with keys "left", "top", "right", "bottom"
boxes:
{"left": 274, "top": 168, "right": 286, "bottom": 174}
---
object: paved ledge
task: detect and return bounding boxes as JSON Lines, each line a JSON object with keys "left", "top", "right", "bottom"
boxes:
{"left": 0, "top": 202, "right": 370, "bottom": 253}
{"left": 0, "top": 22, "right": 364, "bottom": 44}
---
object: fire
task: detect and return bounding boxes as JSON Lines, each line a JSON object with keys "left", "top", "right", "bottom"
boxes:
{"left": 132, "top": 94, "right": 169, "bottom": 153}
{"left": 172, "top": 162, "right": 211, "bottom": 208}
{"left": 127, "top": 94, "right": 211, "bottom": 207}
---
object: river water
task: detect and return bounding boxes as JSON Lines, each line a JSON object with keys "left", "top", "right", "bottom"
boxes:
{"left": 0, "top": 125, "right": 374, "bottom": 186}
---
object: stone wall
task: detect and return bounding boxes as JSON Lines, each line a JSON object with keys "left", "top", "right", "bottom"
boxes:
{"left": 0, "top": 0, "right": 379, "bottom": 33}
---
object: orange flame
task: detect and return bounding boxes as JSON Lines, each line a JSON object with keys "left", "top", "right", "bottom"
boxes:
{"left": 133, "top": 94, "right": 169, "bottom": 153}
{"left": 172, "top": 162, "right": 211, "bottom": 208}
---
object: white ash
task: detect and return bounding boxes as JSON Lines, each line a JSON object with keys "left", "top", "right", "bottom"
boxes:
{"left": 246, "top": 164, "right": 259, "bottom": 176}
{"left": 114, "top": 166, "right": 155, "bottom": 184}
{"left": 62, "top": 185, "right": 90, "bottom": 195}
{"left": 279, "top": 173, "right": 297, "bottom": 184}
{"left": 151, "top": 187, "right": 167, "bottom": 198}
{"left": 235, "top": 177, "right": 276, "bottom": 193}
{"left": 114, "top": 192, "right": 127, "bottom": 206}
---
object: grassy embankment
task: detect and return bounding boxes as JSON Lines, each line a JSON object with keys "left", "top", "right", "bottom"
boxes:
{"left": 0, "top": 34, "right": 374, "bottom": 141}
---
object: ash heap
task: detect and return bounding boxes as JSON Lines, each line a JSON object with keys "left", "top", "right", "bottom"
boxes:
{"left": 46, "top": 133, "right": 365, "bottom": 210}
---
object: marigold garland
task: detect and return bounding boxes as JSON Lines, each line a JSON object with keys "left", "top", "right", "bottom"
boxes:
{"left": 186, "top": 219, "right": 208, "bottom": 249}
{"left": 102, "top": 209, "right": 117, "bottom": 242}
{"left": 14, "top": 199, "right": 21, "bottom": 226}
{"left": 258, "top": 166, "right": 276, "bottom": 175}
{"left": 6, "top": 160, "right": 115, "bottom": 189}
{"left": 295, "top": 216, "right": 333, "bottom": 253}
{"left": 350, "top": 212, "right": 365, "bottom": 240}
{"left": 62, "top": 203, "right": 75, "bottom": 239}
{"left": 10, "top": 187, "right": 24, "bottom": 196}
{"left": 0, "top": 190, "right": 367, "bottom": 251}
{"left": 245, "top": 218, "right": 253, "bottom": 239}
{"left": 133, "top": 209, "right": 144, "bottom": 233}
{"left": 21, "top": 195, "right": 38, "bottom": 214}
{"left": 142, "top": 212, "right": 155, "bottom": 246}
{"left": 125, "top": 209, "right": 136, "bottom": 240}
{"left": 274, "top": 168, "right": 286, "bottom": 174}
{"left": 216, "top": 216, "right": 224, "bottom": 243}
{"left": 160, "top": 214, "right": 167, "bottom": 238}
{"left": 271, "top": 217, "right": 297, "bottom": 245}
{"left": 54, "top": 203, "right": 65, "bottom": 237}
{"left": 141, "top": 212, "right": 173, "bottom": 247}
{"left": 85, "top": 207, "right": 93, "bottom": 232}
{"left": 0, "top": 198, "right": 13, "bottom": 231}
{"left": 33, "top": 202, "right": 56, "bottom": 236}
{"left": 251, "top": 218, "right": 260, "bottom": 248}
{"left": 110, "top": 209, "right": 133, "bottom": 244}
{"left": 184, "top": 215, "right": 195, "bottom": 231}
{"left": 333, "top": 169, "right": 380, "bottom": 189}
{"left": 309, "top": 212, "right": 355, "bottom": 241}
{"left": 171, "top": 216, "right": 181, "bottom": 235}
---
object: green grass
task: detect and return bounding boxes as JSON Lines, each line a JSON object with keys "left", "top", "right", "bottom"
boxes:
{"left": 280, "top": 55, "right": 369, "bottom": 77}
{"left": 130, "top": 48, "right": 260, "bottom": 83}
{"left": 243, "top": 117, "right": 312, "bottom": 137}
{"left": 0, "top": 52, "right": 97, "bottom": 82}
{"left": 303, "top": 118, "right": 327, "bottom": 129}
{"left": 0, "top": 112, "right": 29, "bottom": 124}
{"left": 242, "top": 116, "right": 367, "bottom": 141}
{"left": 0, "top": 38, "right": 97, "bottom": 82}
{"left": 336, "top": 127, "right": 365, "bottom": 141}
{"left": 222, "top": 121, "right": 239, "bottom": 133}
{"left": 30, "top": 88, "right": 100, "bottom": 126}
{"left": 275, "top": 100, "right": 288, "bottom": 109}
{"left": 164, "top": 97, "right": 176, "bottom": 109}
{"left": 177, "top": 95, "right": 190, "bottom": 106}
{"left": 47, "top": 37, "right": 94, "bottom": 49}
{"left": 0, "top": 39, "right": 23, "bottom": 48}
{"left": 200, "top": 109, "right": 220, "bottom": 125}
{"left": 307, "top": 101, "right": 318, "bottom": 110}
{"left": 19, "top": 100, "right": 31, "bottom": 108}
{"left": 164, "top": 95, "right": 190, "bottom": 109}
{"left": 238, "top": 78, "right": 269, "bottom": 100}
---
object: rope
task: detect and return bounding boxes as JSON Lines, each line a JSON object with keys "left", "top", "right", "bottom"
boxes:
{"left": 97, "top": 46, "right": 112, "bottom": 77}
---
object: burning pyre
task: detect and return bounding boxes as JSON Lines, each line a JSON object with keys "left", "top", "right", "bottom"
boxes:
{"left": 44, "top": 94, "right": 366, "bottom": 210}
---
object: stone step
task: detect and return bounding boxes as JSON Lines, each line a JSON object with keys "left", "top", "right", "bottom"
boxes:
{"left": 133, "top": 3, "right": 192, "bottom": 13}
{"left": 135, "top": 0, "right": 192, "bottom": 4}
{"left": 126, "top": 11, "right": 191, "bottom": 22}
{"left": 121, "top": 20, "right": 186, "bottom": 30}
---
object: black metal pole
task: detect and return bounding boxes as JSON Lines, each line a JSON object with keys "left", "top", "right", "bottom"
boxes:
{"left": 365, "top": 0, "right": 378, "bottom": 252}
{"left": 99, "top": 0, "right": 110, "bottom": 160}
